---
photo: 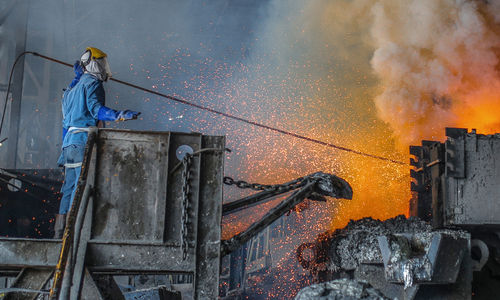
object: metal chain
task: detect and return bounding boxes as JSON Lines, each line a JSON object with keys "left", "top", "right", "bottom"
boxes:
{"left": 181, "top": 153, "right": 193, "bottom": 260}
{"left": 223, "top": 175, "right": 307, "bottom": 192}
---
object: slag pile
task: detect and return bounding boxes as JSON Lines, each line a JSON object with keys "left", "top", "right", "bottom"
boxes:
{"left": 298, "top": 215, "right": 431, "bottom": 277}
{"left": 327, "top": 215, "right": 431, "bottom": 271}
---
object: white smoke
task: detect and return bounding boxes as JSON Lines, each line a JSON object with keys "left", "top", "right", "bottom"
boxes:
{"left": 369, "top": 0, "right": 500, "bottom": 145}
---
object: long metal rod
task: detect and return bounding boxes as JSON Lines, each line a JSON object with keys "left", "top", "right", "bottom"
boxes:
{"left": 60, "top": 184, "right": 93, "bottom": 299}
{"left": 50, "top": 129, "right": 97, "bottom": 299}
{"left": 20, "top": 52, "right": 406, "bottom": 165}
{"left": 0, "top": 288, "right": 50, "bottom": 294}
{"left": 414, "top": 159, "right": 441, "bottom": 172}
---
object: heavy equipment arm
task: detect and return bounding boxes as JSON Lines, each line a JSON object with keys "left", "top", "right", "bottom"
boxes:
{"left": 220, "top": 172, "right": 353, "bottom": 256}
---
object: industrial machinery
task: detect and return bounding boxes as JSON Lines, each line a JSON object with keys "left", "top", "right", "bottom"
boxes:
{"left": 0, "top": 129, "right": 225, "bottom": 299}
{"left": 0, "top": 128, "right": 353, "bottom": 300}
{"left": 3, "top": 127, "right": 500, "bottom": 299}
{"left": 219, "top": 171, "right": 353, "bottom": 299}
{"left": 294, "top": 128, "right": 500, "bottom": 300}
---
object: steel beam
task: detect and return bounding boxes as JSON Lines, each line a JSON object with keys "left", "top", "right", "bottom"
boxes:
{"left": 194, "top": 135, "right": 224, "bottom": 299}
{"left": 0, "top": 238, "right": 60, "bottom": 267}
{"left": 3, "top": 268, "right": 52, "bottom": 300}
{"left": 85, "top": 243, "right": 195, "bottom": 272}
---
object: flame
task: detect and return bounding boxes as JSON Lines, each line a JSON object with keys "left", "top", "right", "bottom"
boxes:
{"left": 218, "top": 0, "right": 500, "bottom": 244}
{"left": 329, "top": 136, "right": 410, "bottom": 230}
{"left": 455, "top": 89, "right": 500, "bottom": 134}
{"left": 218, "top": 0, "right": 500, "bottom": 298}
{"left": 222, "top": 110, "right": 410, "bottom": 239}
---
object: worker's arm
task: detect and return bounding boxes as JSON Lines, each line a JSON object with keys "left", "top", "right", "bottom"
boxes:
{"left": 68, "top": 61, "right": 84, "bottom": 89}
{"left": 86, "top": 80, "right": 140, "bottom": 121}
{"left": 85, "top": 80, "right": 105, "bottom": 118}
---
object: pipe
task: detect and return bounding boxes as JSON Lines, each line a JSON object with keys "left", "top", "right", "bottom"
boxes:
{"left": 50, "top": 129, "right": 97, "bottom": 299}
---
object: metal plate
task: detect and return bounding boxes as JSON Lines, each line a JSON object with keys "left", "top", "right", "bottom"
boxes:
{"left": 92, "top": 130, "right": 170, "bottom": 242}
{"left": 444, "top": 131, "right": 500, "bottom": 225}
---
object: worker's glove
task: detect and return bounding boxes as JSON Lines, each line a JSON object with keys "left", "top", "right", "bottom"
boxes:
{"left": 117, "top": 110, "right": 141, "bottom": 121}
{"left": 74, "top": 61, "right": 84, "bottom": 76}
{"left": 98, "top": 107, "right": 140, "bottom": 121}
{"left": 69, "top": 61, "right": 84, "bottom": 89}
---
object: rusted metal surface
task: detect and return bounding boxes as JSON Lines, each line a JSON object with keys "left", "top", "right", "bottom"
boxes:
{"left": 409, "top": 141, "right": 443, "bottom": 224}
{"left": 86, "top": 243, "right": 195, "bottom": 271}
{"left": 92, "top": 130, "right": 170, "bottom": 242}
{"left": 443, "top": 129, "right": 500, "bottom": 226}
{"left": 407, "top": 128, "right": 500, "bottom": 299}
{"left": 91, "top": 274, "right": 126, "bottom": 300}
{"left": 89, "top": 130, "right": 224, "bottom": 298}
{"left": 80, "top": 269, "right": 104, "bottom": 300}
{"left": 164, "top": 133, "right": 202, "bottom": 248}
{"left": 124, "top": 286, "right": 182, "bottom": 300}
{"left": 410, "top": 128, "right": 500, "bottom": 226}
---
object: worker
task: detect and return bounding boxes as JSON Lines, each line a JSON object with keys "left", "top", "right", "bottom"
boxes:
{"left": 54, "top": 47, "right": 140, "bottom": 238}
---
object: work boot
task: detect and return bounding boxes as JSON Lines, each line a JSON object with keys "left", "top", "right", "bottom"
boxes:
{"left": 53, "top": 214, "right": 66, "bottom": 239}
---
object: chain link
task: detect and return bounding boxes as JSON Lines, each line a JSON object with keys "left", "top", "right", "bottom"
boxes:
{"left": 181, "top": 153, "right": 192, "bottom": 260}
{"left": 223, "top": 175, "right": 306, "bottom": 192}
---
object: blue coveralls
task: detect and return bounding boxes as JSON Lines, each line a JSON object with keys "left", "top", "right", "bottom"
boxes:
{"left": 58, "top": 73, "right": 106, "bottom": 214}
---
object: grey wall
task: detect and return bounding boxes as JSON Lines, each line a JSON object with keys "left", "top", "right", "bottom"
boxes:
{"left": 1, "top": 0, "right": 266, "bottom": 170}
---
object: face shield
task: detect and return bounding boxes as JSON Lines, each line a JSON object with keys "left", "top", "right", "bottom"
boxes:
{"left": 96, "top": 57, "right": 112, "bottom": 81}
{"left": 83, "top": 57, "right": 111, "bottom": 81}
{"left": 80, "top": 48, "right": 112, "bottom": 81}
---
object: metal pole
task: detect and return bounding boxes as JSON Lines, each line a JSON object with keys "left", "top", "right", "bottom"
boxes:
{"left": 50, "top": 129, "right": 97, "bottom": 299}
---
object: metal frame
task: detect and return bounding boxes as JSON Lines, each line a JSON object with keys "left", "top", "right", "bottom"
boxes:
{"left": 221, "top": 172, "right": 352, "bottom": 257}
{"left": 0, "top": 129, "right": 225, "bottom": 299}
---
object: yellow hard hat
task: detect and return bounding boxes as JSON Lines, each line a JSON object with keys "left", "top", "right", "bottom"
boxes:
{"left": 86, "top": 47, "right": 107, "bottom": 59}
{"left": 81, "top": 47, "right": 107, "bottom": 66}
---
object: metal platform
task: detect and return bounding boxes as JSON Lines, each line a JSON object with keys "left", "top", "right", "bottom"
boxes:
{"left": 0, "top": 129, "right": 225, "bottom": 299}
